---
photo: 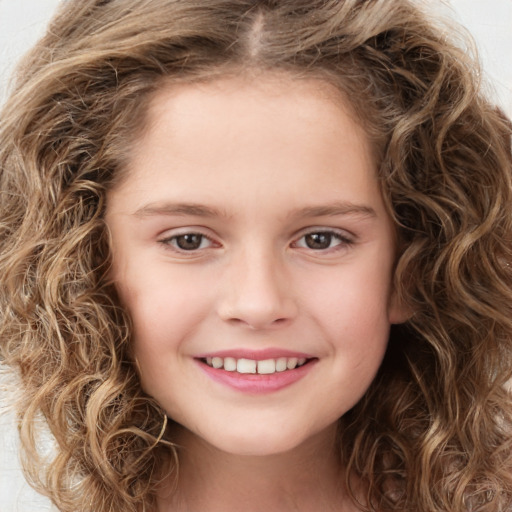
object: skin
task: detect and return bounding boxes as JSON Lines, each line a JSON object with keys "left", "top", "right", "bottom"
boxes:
{"left": 105, "top": 74, "right": 407, "bottom": 511}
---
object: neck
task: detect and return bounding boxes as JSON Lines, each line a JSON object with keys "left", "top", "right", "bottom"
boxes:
{"left": 157, "top": 424, "right": 359, "bottom": 512}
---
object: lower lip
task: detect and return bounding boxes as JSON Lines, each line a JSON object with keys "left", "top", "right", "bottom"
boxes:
{"left": 196, "top": 359, "right": 317, "bottom": 394}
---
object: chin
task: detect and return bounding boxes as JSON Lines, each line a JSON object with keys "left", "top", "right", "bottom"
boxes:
{"left": 199, "top": 424, "right": 322, "bottom": 458}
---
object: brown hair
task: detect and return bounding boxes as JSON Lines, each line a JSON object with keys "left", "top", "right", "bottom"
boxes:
{"left": 1, "top": 1, "right": 511, "bottom": 511}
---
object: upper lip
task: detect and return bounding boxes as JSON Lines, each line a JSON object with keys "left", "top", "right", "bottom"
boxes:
{"left": 194, "top": 348, "right": 315, "bottom": 361}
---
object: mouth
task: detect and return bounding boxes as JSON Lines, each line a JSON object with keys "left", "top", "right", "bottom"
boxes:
{"left": 200, "top": 356, "right": 312, "bottom": 375}
{"left": 195, "top": 352, "right": 317, "bottom": 393}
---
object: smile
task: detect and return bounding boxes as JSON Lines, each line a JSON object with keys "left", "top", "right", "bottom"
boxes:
{"left": 203, "top": 356, "right": 308, "bottom": 374}
{"left": 196, "top": 351, "right": 317, "bottom": 393}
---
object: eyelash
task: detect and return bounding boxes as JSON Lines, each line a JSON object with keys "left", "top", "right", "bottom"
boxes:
{"left": 158, "top": 229, "right": 354, "bottom": 254}
{"left": 292, "top": 229, "right": 354, "bottom": 252}
{"left": 159, "top": 232, "right": 217, "bottom": 252}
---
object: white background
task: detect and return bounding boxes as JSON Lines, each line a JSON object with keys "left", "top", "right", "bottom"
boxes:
{"left": 0, "top": 1, "right": 511, "bottom": 511}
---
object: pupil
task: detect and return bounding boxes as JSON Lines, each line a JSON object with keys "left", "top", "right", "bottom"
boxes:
{"left": 177, "top": 234, "right": 202, "bottom": 250}
{"left": 306, "top": 233, "right": 331, "bottom": 249}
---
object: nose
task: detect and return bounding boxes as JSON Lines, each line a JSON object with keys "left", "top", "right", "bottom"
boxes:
{"left": 217, "top": 247, "right": 298, "bottom": 330}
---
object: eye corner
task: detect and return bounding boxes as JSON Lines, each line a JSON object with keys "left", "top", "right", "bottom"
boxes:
{"left": 291, "top": 228, "right": 355, "bottom": 253}
{"left": 158, "top": 230, "right": 221, "bottom": 254}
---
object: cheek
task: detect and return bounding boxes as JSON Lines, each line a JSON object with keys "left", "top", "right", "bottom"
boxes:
{"left": 300, "top": 258, "right": 394, "bottom": 330}
{"left": 116, "top": 265, "right": 214, "bottom": 365}
{"left": 297, "top": 257, "right": 393, "bottom": 393}
{"left": 119, "top": 258, "right": 208, "bottom": 321}
{"left": 309, "top": 277, "right": 391, "bottom": 414}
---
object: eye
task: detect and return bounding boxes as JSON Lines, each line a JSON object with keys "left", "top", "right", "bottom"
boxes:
{"left": 294, "top": 230, "right": 352, "bottom": 250}
{"left": 161, "top": 232, "right": 213, "bottom": 251}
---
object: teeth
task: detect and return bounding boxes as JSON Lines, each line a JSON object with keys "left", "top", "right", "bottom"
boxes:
{"left": 224, "top": 357, "right": 237, "bottom": 371}
{"left": 275, "top": 357, "right": 287, "bottom": 372}
{"left": 204, "top": 356, "right": 309, "bottom": 374}
{"left": 237, "top": 358, "right": 257, "bottom": 374}
{"left": 257, "top": 359, "right": 276, "bottom": 374}
{"left": 286, "top": 357, "right": 298, "bottom": 370}
{"left": 212, "top": 357, "right": 223, "bottom": 369}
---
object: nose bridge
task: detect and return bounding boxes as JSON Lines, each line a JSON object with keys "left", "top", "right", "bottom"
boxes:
{"left": 217, "top": 240, "right": 297, "bottom": 329}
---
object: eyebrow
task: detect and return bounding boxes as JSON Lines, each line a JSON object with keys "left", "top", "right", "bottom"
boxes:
{"left": 134, "top": 202, "right": 226, "bottom": 218}
{"left": 290, "top": 202, "right": 376, "bottom": 219}
{"left": 133, "top": 201, "right": 376, "bottom": 220}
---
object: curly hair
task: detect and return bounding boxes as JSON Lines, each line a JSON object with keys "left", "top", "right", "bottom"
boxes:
{"left": 1, "top": 1, "right": 511, "bottom": 511}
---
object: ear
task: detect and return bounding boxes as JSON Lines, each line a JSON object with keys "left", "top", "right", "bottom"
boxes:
{"left": 388, "top": 288, "right": 414, "bottom": 325}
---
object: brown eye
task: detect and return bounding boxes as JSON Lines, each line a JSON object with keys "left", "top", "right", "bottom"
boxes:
{"left": 294, "top": 230, "right": 352, "bottom": 251}
{"left": 304, "top": 232, "right": 335, "bottom": 249}
{"left": 173, "top": 233, "right": 208, "bottom": 250}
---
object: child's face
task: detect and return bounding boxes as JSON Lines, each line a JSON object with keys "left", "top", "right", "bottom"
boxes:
{"left": 106, "top": 75, "right": 405, "bottom": 457}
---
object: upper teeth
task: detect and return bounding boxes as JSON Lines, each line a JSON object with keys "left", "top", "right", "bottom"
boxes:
{"left": 205, "top": 357, "right": 308, "bottom": 374}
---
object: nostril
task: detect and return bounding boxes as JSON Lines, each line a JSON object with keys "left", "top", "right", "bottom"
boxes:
{"left": 217, "top": 289, "right": 298, "bottom": 329}
{"left": 225, "top": 316, "right": 290, "bottom": 330}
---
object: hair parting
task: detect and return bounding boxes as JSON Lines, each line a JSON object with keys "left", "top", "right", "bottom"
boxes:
{"left": 1, "top": 1, "right": 511, "bottom": 511}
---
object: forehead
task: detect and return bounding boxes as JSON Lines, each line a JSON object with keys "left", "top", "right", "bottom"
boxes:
{"left": 147, "top": 73, "right": 354, "bottom": 119}
{"left": 129, "top": 74, "right": 374, "bottom": 175}
{"left": 108, "top": 74, "right": 385, "bottom": 224}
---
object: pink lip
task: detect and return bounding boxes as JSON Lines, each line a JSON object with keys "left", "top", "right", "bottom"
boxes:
{"left": 195, "top": 348, "right": 314, "bottom": 360}
{"left": 195, "top": 353, "right": 317, "bottom": 394}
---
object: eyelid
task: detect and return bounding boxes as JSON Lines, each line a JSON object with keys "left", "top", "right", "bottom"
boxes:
{"left": 291, "top": 227, "right": 355, "bottom": 251}
{"left": 156, "top": 226, "right": 355, "bottom": 254}
{"left": 294, "top": 226, "right": 355, "bottom": 240}
{"left": 158, "top": 227, "right": 221, "bottom": 253}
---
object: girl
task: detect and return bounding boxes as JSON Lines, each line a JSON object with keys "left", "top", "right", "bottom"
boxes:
{"left": 1, "top": 1, "right": 511, "bottom": 511}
